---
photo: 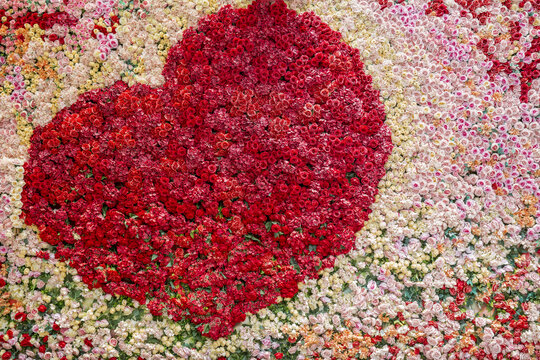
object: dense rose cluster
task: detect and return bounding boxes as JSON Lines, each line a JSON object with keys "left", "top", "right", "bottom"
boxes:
{"left": 21, "top": 0, "right": 392, "bottom": 339}
{"left": 0, "top": 8, "right": 77, "bottom": 44}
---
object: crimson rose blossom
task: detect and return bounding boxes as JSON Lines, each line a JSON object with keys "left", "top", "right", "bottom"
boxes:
{"left": 22, "top": 0, "right": 392, "bottom": 339}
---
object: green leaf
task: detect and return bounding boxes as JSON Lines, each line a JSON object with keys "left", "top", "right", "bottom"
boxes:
{"left": 244, "top": 233, "right": 261, "bottom": 243}
{"left": 290, "top": 258, "right": 301, "bottom": 272}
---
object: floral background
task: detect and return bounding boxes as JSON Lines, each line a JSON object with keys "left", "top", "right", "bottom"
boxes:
{"left": 0, "top": 0, "right": 539, "bottom": 359}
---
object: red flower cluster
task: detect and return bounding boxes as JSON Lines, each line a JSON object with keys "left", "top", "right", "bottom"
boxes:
{"left": 90, "top": 14, "right": 120, "bottom": 39}
{"left": 22, "top": 0, "right": 392, "bottom": 339}
{"left": 0, "top": 8, "right": 77, "bottom": 45}
{"left": 0, "top": 8, "right": 77, "bottom": 30}
{"left": 425, "top": 0, "right": 449, "bottom": 16}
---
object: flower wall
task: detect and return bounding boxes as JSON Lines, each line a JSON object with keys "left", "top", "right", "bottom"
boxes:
{"left": 0, "top": 0, "right": 539, "bottom": 360}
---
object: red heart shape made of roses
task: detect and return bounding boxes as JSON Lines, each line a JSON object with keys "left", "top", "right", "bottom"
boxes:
{"left": 22, "top": 0, "right": 392, "bottom": 339}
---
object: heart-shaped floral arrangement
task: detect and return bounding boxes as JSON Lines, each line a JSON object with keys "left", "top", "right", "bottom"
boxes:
{"left": 22, "top": 0, "right": 392, "bottom": 339}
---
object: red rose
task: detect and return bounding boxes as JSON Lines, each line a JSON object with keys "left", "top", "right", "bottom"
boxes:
{"left": 14, "top": 312, "right": 27, "bottom": 321}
